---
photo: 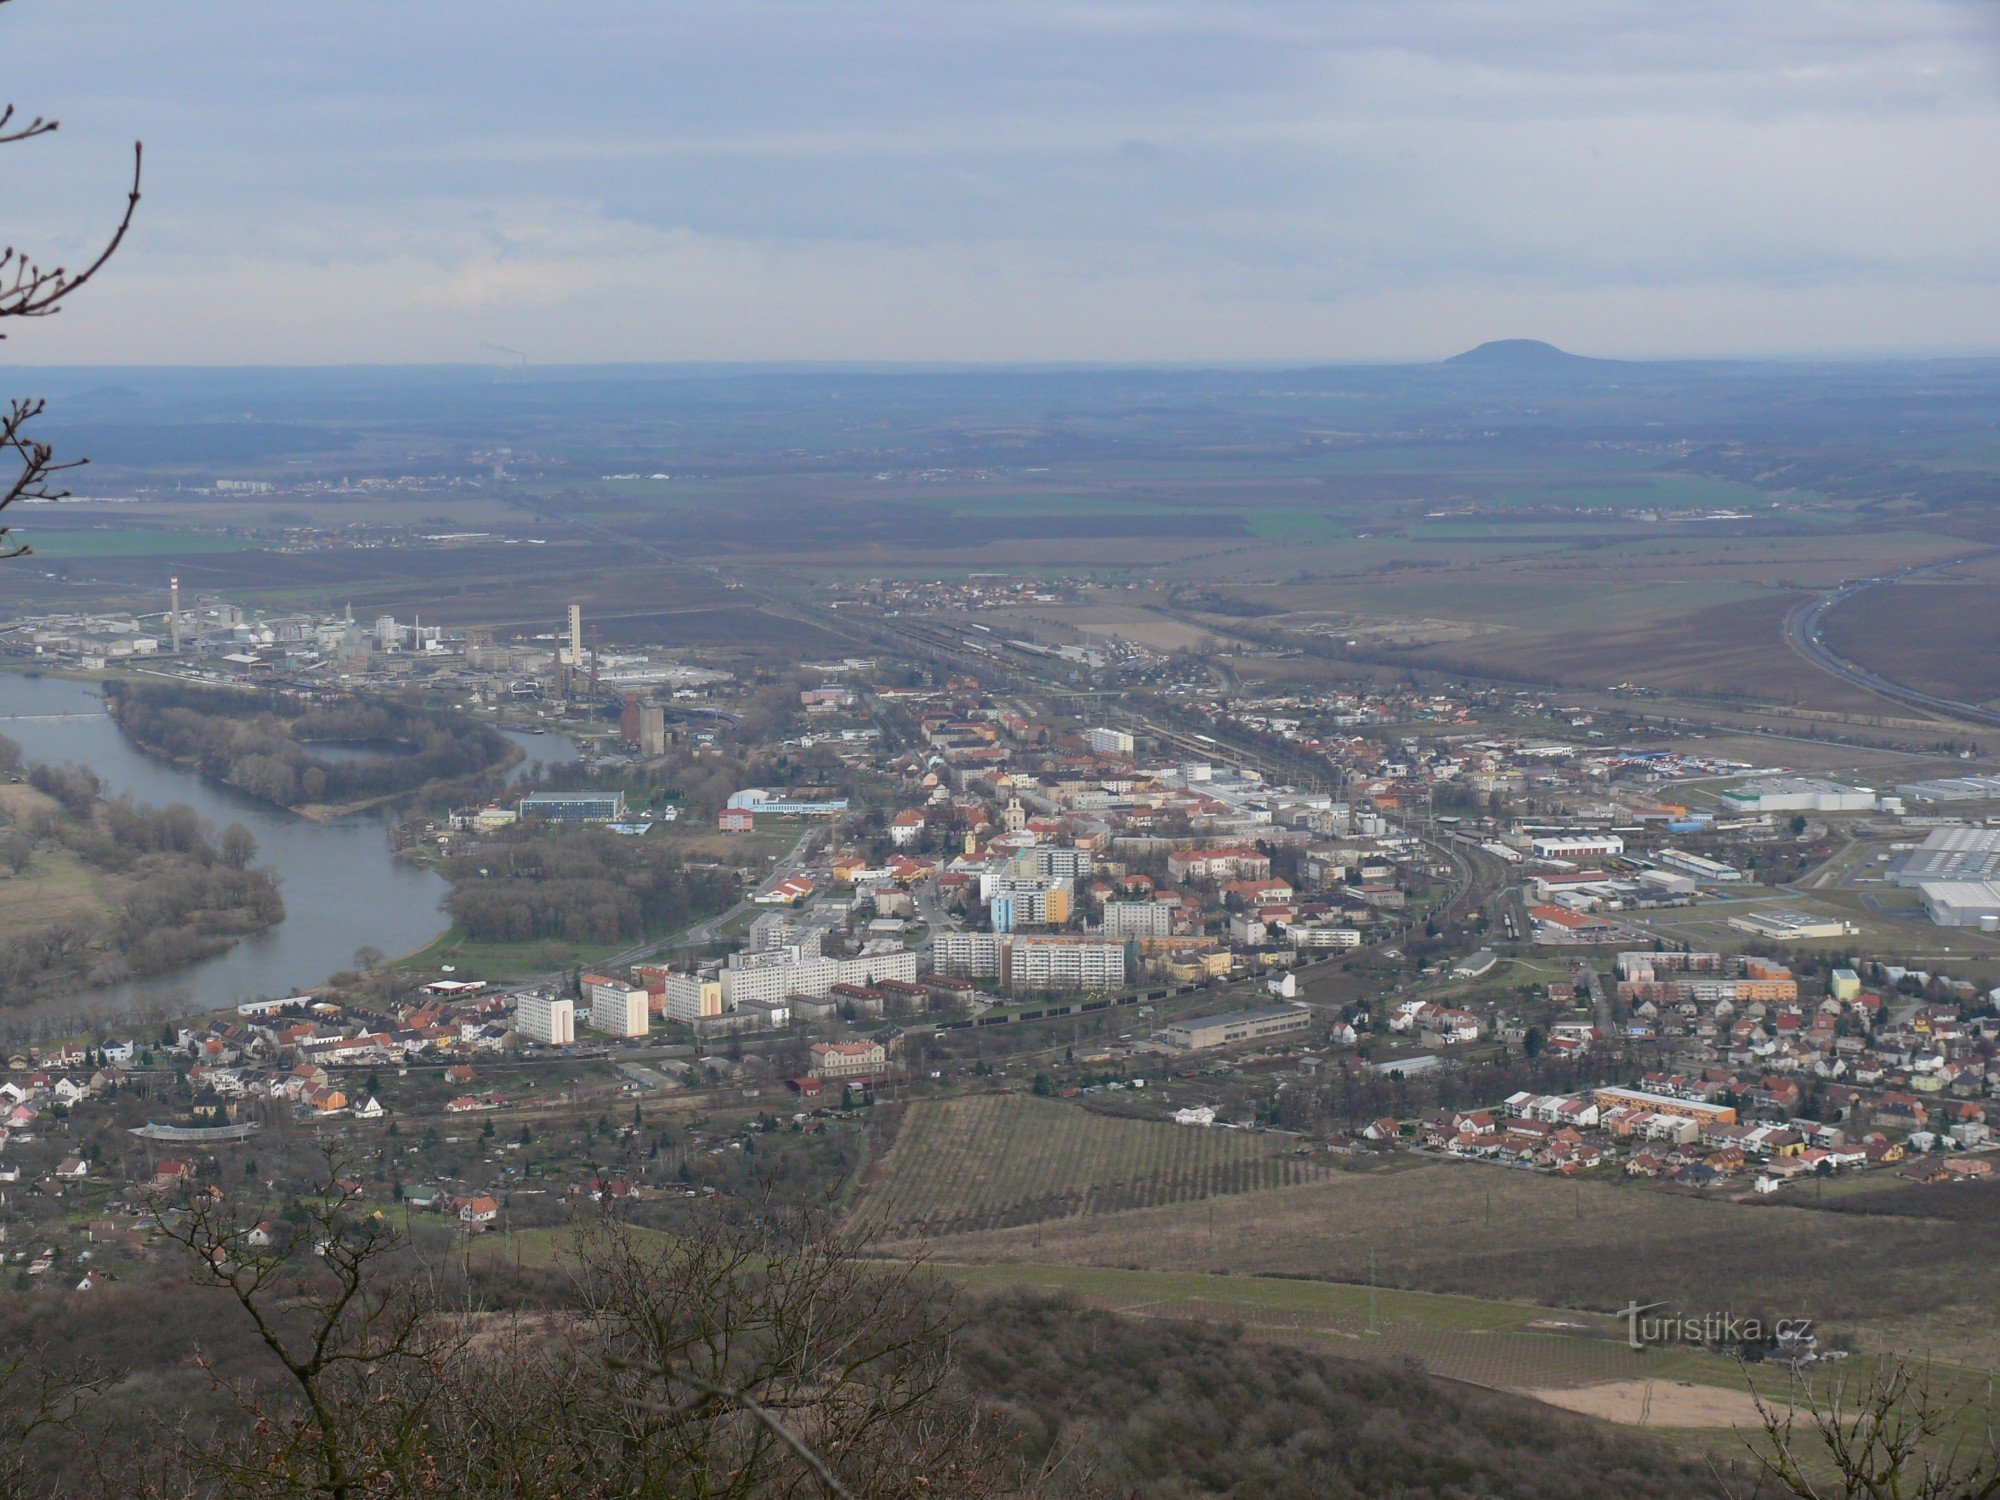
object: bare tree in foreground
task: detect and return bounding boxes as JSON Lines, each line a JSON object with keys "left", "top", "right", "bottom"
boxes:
{"left": 1727, "top": 1357, "right": 2000, "bottom": 1500}
{"left": 0, "top": 0, "right": 143, "bottom": 557}
{"left": 154, "top": 1166, "right": 467, "bottom": 1499}
{"left": 151, "top": 1162, "right": 1024, "bottom": 1498}
{"left": 0, "top": 1345, "right": 109, "bottom": 1500}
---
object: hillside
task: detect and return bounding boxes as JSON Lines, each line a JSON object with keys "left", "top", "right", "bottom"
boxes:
{"left": 1443, "top": 338, "right": 1618, "bottom": 369}
{"left": 849, "top": 1094, "right": 1337, "bottom": 1241}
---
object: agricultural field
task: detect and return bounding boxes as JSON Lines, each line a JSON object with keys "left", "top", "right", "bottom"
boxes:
{"left": 846, "top": 1094, "right": 1333, "bottom": 1242}
{"left": 1821, "top": 577, "right": 2000, "bottom": 710}
{"left": 917, "top": 1157, "right": 2000, "bottom": 1368}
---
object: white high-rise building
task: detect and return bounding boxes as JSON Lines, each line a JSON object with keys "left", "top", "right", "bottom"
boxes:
{"left": 588, "top": 986, "right": 649, "bottom": 1039}
{"left": 718, "top": 946, "right": 917, "bottom": 1007}
{"left": 515, "top": 992, "right": 575, "bottom": 1046}
{"left": 1102, "top": 900, "right": 1172, "bottom": 940}
{"left": 1089, "top": 727, "right": 1135, "bottom": 756}
{"left": 661, "top": 973, "right": 723, "bottom": 1023}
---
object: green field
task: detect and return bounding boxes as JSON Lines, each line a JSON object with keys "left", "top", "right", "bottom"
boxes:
{"left": 847, "top": 1094, "right": 1332, "bottom": 1242}
{"left": 931, "top": 1261, "right": 1999, "bottom": 1449}
{"left": 24, "top": 527, "right": 262, "bottom": 558}
{"left": 393, "top": 924, "right": 629, "bottom": 980}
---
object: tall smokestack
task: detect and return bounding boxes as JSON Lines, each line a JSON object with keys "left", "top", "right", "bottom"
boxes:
{"left": 169, "top": 576, "right": 181, "bottom": 654}
{"left": 568, "top": 603, "right": 582, "bottom": 663}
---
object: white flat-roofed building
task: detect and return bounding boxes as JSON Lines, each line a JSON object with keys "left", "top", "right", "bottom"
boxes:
{"left": 519, "top": 790, "right": 627, "bottom": 823}
{"left": 1720, "top": 777, "right": 1874, "bottom": 813}
{"left": 1727, "top": 910, "right": 1849, "bottom": 940}
{"left": 1289, "top": 924, "right": 1362, "bottom": 950}
{"left": 1657, "top": 848, "right": 1742, "bottom": 882}
{"left": 1918, "top": 880, "right": 2000, "bottom": 929}
{"left": 1531, "top": 834, "right": 1625, "bottom": 861}
{"left": 932, "top": 931, "right": 1124, "bottom": 990}
{"left": 1164, "top": 1003, "right": 1310, "bottom": 1052}
{"left": 933, "top": 930, "right": 1002, "bottom": 978}
{"left": 515, "top": 992, "right": 575, "bottom": 1046}
{"left": 734, "top": 996, "right": 791, "bottom": 1029}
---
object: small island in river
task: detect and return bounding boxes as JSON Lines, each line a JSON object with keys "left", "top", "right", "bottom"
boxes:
{"left": 106, "top": 681, "right": 516, "bottom": 820}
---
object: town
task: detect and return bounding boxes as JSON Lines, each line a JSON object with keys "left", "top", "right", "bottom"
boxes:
{"left": 5, "top": 578, "right": 2000, "bottom": 1339}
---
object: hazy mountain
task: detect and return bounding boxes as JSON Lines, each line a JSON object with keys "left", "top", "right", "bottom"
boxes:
{"left": 1444, "top": 338, "right": 1621, "bottom": 369}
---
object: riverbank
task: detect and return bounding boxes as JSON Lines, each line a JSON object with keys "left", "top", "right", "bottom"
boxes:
{"left": 0, "top": 763, "right": 285, "bottom": 1007}
{"left": 0, "top": 675, "right": 449, "bottom": 1036}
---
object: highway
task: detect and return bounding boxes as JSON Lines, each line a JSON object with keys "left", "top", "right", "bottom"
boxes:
{"left": 1787, "top": 555, "right": 2000, "bottom": 728}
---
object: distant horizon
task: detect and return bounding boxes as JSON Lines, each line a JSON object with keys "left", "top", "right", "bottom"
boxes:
{"left": 9, "top": 3, "right": 2000, "bottom": 365}
{"left": 17, "top": 340, "right": 2000, "bottom": 376}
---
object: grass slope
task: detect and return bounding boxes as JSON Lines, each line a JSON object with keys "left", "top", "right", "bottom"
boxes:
{"left": 915, "top": 1157, "right": 2000, "bottom": 1367}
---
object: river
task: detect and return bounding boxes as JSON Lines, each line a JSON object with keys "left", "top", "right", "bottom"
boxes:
{"left": 0, "top": 675, "right": 579, "bottom": 1037}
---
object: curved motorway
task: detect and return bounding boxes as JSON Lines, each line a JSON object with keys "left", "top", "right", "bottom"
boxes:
{"left": 1787, "top": 555, "right": 2000, "bottom": 728}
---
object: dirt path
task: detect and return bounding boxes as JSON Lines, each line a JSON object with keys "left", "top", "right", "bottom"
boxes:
{"left": 1518, "top": 1379, "right": 1771, "bottom": 1428}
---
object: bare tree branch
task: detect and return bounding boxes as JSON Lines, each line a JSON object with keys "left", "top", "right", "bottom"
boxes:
{"left": 0, "top": 142, "right": 141, "bottom": 330}
{"left": 0, "top": 4, "right": 146, "bottom": 559}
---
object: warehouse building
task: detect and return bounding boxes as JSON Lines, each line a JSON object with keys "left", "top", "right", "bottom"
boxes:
{"left": 1656, "top": 848, "right": 1743, "bottom": 883}
{"left": 1726, "top": 910, "right": 1850, "bottom": 941}
{"left": 1163, "top": 1003, "right": 1310, "bottom": 1052}
{"left": 1530, "top": 833, "right": 1625, "bottom": 861}
{"left": 1718, "top": 777, "right": 1875, "bottom": 814}
{"left": 1916, "top": 880, "right": 2000, "bottom": 929}
{"left": 1888, "top": 826, "right": 2000, "bottom": 887}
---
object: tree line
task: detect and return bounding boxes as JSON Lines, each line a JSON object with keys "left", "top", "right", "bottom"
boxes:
{"left": 442, "top": 825, "right": 736, "bottom": 946}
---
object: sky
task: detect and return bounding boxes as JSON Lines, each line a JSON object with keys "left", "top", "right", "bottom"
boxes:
{"left": 8, "top": 0, "right": 2000, "bottom": 365}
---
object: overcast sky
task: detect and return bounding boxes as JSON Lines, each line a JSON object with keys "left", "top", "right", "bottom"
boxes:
{"left": 9, "top": 1, "right": 2000, "bottom": 364}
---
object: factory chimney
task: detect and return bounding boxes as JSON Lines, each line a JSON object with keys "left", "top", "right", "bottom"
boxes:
{"left": 169, "top": 576, "right": 181, "bottom": 654}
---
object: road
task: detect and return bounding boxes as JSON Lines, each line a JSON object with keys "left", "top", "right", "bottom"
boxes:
{"left": 1787, "top": 554, "right": 2000, "bottom": 728}
{"left": 1575, "top": 961, "right": 1614, "bottom": 1039}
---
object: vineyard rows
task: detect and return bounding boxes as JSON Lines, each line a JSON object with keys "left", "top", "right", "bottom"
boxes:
{"left": 851, "top": 1095, "right": 1333, "bottom": 1241}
